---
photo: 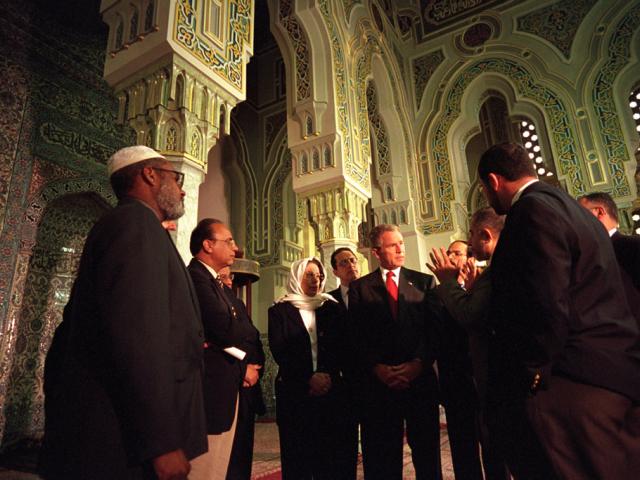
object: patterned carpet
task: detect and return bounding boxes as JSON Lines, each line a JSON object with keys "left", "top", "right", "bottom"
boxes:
{"left": 0, "top": 413, "right": 455, "bottom": 480}
{"left": 250, "top": 418, "right": 455, "bottom": 480}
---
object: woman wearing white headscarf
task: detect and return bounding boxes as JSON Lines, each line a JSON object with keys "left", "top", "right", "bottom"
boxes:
{"left": 268, "top": 257, "right": 348, "bottom": 479}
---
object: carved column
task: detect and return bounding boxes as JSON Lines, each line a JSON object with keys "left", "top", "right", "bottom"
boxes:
{"left": 100, "top": 0, "right": 254, "bottom": 259}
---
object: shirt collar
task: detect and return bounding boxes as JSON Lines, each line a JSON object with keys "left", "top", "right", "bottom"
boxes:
{"left": 511, "top": 179, "right": 539, "bottom": 206}
{"left": 380, "top": 266, "right": 401, "bottom": 282}
{"left": 198, "top": 259, "right": 218, "bottom": 279}
{"left": 608, "top": 227, "right": 618, "bottom": 237}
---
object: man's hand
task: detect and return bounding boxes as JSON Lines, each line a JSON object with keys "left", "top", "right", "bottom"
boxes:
{"left": 373, "top": 364, "right": 410, "bottom": 390}
{"left": 308, "top": 372, "right": 332, "bottom": 396}
{"left": 243, "top": 364, "right": 262, "bottom": 388}
{"left": 426, "top": 247, "right": 460, "bottom": 284}
{"left": 392, "top": 359, "right": 423, "bottom": 383}
{"left": 460, "top": 258, "right": 479, "bottom": 291}
{"left": 152, "top": 449, "right": 190, "bottom": 480}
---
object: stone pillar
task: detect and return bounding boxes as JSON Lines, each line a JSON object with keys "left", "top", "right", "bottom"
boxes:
{"left": 304, "top": 185, "right": 369, "bottom": 289}
{"left": 100, "top": 0, "right": 254, "bottom": 256}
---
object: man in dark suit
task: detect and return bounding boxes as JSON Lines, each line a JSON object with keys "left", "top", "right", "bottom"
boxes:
{"left": 578, "top": 191, "right": 640, "bottom": 325}
{"left": 218, "top": 266, "right": 266, "bottom": 480}
{"left": 328, "top": 247, "right": 360, "bottom": 479}
{"left": 349, "top": 224, "right": 441, "bottom": 480}
{"left": 188, "top": 219, "right": 258, "bottom": 480}
{"left": 479, "top": 143, "right": 640, "bottom": 479}
{"left": 436, "top": 240, "right": 484, "bottom": 480}
{"left": 40, "top": 145, "right": 207, "bottom": 480}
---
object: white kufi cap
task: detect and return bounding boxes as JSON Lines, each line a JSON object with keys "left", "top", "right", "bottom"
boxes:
{"left": 107, "top": 145, "right": 166, "bottom": 176}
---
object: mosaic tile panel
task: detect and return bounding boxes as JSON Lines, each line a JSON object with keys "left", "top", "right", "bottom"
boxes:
{"left": 2, "top": 195, "right": 109, "bottom": 445}
{"left": 413, "top": 49, "right": 445, "bottom": 110}
{"left": 0, "top": 1, "right": 137, "bottom": 446}
{"left": 0, "top": 58, "right": 28, "bottom": 240}
{"left": 517, "top": 0, "right": 597, "bottom": 59}
{"left": 591, "top": 5, "right": 640, "bottom": 197}
{"left": 425, "top": 58, "right": 582, "bottom": 234}
{"left": 175, "top": 0, "right": 252, "bottom": 91}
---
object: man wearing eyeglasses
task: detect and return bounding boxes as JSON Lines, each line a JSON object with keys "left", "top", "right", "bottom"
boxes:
{"left": 40, "top": 146, "right": 207, "bottom": 480}
{"left": 326, "top": 247, "right": 361, "bottom": 479}
{"left": 187, "top": 219, "right": 250, "bottom": 480}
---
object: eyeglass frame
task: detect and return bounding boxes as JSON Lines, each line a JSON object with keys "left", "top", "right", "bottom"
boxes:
{"left": 152, "top": 167, "right": 185, "bottom": 188}
{"left": 337, "top": 257, "right": 358, "bottom": 267}
{"left": 208, "top": 237, "right": 237, "bottom": 247}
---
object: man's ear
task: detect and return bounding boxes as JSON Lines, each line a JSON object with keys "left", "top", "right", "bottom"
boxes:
{"left": 480, "top": 227, "right": 492, "bottom": 243}
{"left": 371, "top": 247, "right": 381, "bottom": 262}
{"left": 487, "top": 173, "right": 500, "bottom": 192}
{"left": 140, "top": 166, "right": 158, "bottom": 186}
{"left": 594, "top": 205, "right": 607, "bottom": 220}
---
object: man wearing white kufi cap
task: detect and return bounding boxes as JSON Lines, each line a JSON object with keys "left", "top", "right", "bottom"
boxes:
{"left": 40, "top": 146, "right": 207, "bottom": 479}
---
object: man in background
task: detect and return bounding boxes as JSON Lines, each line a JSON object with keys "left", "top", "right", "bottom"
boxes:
{"left": 428, "top": 208, "right": 510, "bottom": 480}
{"left": 40, "top": 146, "right": 207, "bottom": 480}
{"left": 328, "top": 247, "right": 361, "bottom": 479}
{"left": 436, "top": 240, "right": 484, "bottom": 479}
{"left": 579, "top": 191, "right": 640, "bottom": 326}
{"left": 218, "top": 266, "right": 266, "bottom": 480}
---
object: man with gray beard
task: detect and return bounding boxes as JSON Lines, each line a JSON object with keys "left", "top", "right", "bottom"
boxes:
{"left": 40, "top": 146, "right": 207, "bottom": 480}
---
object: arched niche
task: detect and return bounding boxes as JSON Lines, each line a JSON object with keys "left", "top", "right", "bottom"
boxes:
{"left": 2, "top": 193, "right": 111, "bottom": 446}
{"left": 448, "top": 74, "right": 555, "bottom": 211}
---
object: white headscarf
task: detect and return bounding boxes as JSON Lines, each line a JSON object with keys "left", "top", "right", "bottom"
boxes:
{"left": 276, "top": 257, "right": 337, "bottom": 311}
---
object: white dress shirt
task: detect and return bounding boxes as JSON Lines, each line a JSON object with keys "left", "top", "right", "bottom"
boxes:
{"left": 299, "top": 308, "right": 318, "bottom": 371}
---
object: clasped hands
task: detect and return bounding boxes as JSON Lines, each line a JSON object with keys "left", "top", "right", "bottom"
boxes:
{"left": 374, "top": 359, "right": 423, "bottom": 390}
{"left": 243, "top": 363, "right": 262, "bottom": 387}
{"left": 308, "top": 372, "right": 332, "bottom": 396}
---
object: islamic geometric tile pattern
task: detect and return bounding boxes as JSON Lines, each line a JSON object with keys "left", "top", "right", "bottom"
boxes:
{"left": 366, "top": 82, "right": 391, "bottom": 176}
{"left": 426, "top": 58, "right": 582, "bottom": 234}
{"left": 278, "top": 0, "right": 311, "bottom": 101}
{"left": 0, "top": 1, "right": 134, "bottom": 444}
{"left": 175, "top": 0, "right": 252, "bottom": 91}
{"left": 591, "top": 5, "right": 640, "bottom": 197}
{"left": 318, "top": 0, "right": 370, "bottom": 191}
{"left": 413, "top": 49, "right": 445, "bottom": 110}
{"left": 2, "top": 195, "right": 109, "bottom": 444}
{"left": 517, "top": 0, "right": 597, "bottom": 59}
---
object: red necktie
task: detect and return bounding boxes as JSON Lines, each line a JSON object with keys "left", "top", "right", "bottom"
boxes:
{"left": 386, "top": 271, "right": 398, "bottom": 318}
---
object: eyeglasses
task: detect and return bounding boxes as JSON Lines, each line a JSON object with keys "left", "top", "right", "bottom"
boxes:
{"left": 152, "top": 167, "right": 185, "bottom": 188}
{"left": 209, "top": 237, "right": 236, "bottom": 247}
{"left": 304, "top": 273, "right": 325, "bottom": 281}
{"left": 337, "top": 257, "right": 358, "bottom": 267}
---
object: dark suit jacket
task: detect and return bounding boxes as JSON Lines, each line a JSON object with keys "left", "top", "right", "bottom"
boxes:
{"left": 225, "top": 287, "right": 266, "bottom": 415}
{"left": 188, "top": 259, "right": 246, "bottom": 434}
{"left": 268, "top": 300, "right": 344, "bottom": 405}
{"left": 488, "top": 181, "right": 640, "bottom": 403}
{"left": 40, "top": 198, "right": 207, "bottom": 478}
{"left": 612, "top": 230, "right": 640, "bottom": 290}
{"left": 611, "top": 231, "right": 640, "bottom": 327}
{"left": 348, "top": 268, "right": 439, "bottom": 379}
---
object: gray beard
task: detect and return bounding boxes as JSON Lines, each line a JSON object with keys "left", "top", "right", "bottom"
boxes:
{"left": 157, "top": 180, "right": 185, "bottom": 220}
